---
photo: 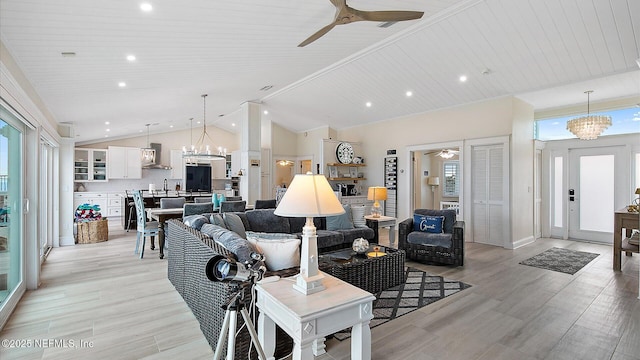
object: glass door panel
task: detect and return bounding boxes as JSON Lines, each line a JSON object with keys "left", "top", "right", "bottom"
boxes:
{"left": 0, "top": 117, "right": 23, "bottom": 313}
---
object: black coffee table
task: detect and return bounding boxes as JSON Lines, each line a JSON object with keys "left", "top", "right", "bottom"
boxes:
{"left": 319, "top": 245, "right": 406, "bottom": 294}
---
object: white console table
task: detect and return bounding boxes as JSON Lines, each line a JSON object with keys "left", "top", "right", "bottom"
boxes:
{"left": 256, "top": 274, "right": 375, "bottom": 360}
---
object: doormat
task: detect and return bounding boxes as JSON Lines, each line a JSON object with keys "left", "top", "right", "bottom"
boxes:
{"left": 519, "top": 247, "right": 600, "bottom": 275}
{"left": 333, "top": 267, "right": 471, "bottom": 341}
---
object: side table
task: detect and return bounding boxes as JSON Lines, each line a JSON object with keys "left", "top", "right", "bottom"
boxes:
{"left": 613, "top": 209, "right": 639, "bottom": 271}
{"left": 256, "top": 274, "right": 375, "bottom": 360}
{"left": 365, "top": 215, "right": 397, "bottom": 247}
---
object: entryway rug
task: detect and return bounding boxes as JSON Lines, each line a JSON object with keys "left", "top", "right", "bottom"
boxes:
{"left": 333, "top": 267, "right": 471, "bottom": 341}
{"left": 519, "top": 247, "right": 600, "bottom": 275}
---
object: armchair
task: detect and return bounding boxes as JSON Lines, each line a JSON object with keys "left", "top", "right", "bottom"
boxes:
{"left": 398, "top": 209, "right": 464, "bottom": 266}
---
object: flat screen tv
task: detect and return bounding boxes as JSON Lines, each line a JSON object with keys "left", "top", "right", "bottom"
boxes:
{"left": 185, "top": 165, "right": 211, "bottom": 192}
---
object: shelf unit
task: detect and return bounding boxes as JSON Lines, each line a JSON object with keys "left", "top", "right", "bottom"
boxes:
{"left": 326, "top": 163, "right": 366, "bottom": 181}
{"left": 74, "top": 148, "right": 108, "bottom": 182}
{"left": 384, "top": 156, "right": 397, "bottom": 217}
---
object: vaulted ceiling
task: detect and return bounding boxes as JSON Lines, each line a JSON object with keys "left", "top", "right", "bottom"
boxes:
{"left": 1, "top": 0, "right": 638, "bottom": 143}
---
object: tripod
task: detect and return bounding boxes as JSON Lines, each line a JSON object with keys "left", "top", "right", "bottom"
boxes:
{"left": 214, "top": 284, "right": 268, "bottom": 360}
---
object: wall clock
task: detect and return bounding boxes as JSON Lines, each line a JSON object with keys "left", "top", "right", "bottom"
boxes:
{"left": 336, "top": 142, "right": 354, "bottom": 164}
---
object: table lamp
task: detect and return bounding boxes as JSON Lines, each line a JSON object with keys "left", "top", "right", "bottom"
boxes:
{"left": 367, "top": 186, "right": 387, "bottom": 218}
{"left": 274, "top": 172, "right": 344, "bottom": 295}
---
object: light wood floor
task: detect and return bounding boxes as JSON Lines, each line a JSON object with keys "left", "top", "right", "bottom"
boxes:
{"left": 1, "top": 230, "right": 638, "bottom": 360}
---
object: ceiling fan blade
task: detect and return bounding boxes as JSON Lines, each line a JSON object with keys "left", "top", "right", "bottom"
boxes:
{"left": 298, "top": 22, "right": 337, "bottom": 47}
{"left": 356, "top": 10, "right": 424, "bottom": 22}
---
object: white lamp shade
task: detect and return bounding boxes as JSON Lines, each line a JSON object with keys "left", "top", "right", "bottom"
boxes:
{"left": 274, "top": 173, "right": 345, "bottom": 217}
{"left": 428, "top": 176, "right": 440, "bottom": 186}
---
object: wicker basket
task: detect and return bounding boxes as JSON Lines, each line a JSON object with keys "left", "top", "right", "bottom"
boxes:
{"left": 76, "top": 219, "right": 108, "bottom": 244}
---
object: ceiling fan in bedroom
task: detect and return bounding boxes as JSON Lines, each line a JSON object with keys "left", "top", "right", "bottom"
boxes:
{"left": 298, "top": 0, "right": 424, "bottom": 47}
{"left": 425, "top": 149, "right": 459, "bottom": 159}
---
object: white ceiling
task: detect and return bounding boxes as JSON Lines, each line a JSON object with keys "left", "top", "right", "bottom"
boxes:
{"left": 1, "top": 0, "right": 639, "bottom": 143}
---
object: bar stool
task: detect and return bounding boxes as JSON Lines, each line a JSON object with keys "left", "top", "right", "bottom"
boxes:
{"left": 125, "top": 189, "right": 136, "bottom": 232}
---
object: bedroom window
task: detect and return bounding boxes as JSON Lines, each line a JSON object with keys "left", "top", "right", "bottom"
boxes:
{"left": 443, "top": 161, "right": 459, "bottom": 197}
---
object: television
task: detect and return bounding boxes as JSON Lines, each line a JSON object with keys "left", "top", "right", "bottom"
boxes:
{"left": 185, "top": 165, "right": 212, "bottom": 192}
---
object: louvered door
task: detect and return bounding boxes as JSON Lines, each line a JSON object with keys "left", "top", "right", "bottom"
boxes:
{"left": 471, "top": 144, "right": 505, "bottom": 247}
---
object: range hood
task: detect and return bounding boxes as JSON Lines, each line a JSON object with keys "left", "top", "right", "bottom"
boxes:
{"left": 142, "top": 143, "right": 172, "bottom": 170}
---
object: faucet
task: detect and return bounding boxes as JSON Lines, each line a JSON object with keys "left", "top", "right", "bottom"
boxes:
{"left": 163, "top": 178, "right": 168, "bottom": 192}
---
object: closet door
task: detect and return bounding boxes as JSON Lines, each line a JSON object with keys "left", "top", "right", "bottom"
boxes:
{"left": 471, "top": 144, "right": 505, "bottom": 247}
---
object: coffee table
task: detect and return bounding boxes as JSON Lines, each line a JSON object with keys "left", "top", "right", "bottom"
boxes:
{"left": 319, "top": 245, "right": 406, "bottom": 294}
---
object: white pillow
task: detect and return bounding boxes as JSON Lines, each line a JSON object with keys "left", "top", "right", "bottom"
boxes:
{"left": 351, "top": 205, "right": 368, "bottom": 228}
{"left": 247, "top": 237, "right": 301, "bottom": 271}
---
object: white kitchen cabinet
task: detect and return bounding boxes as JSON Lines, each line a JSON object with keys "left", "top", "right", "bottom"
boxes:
{"left": 170, "top": 149, "right": 185, "bottom": 180}
{"left": 73, "top": 192, "right": 108, "bottom": 214}
{"left": 211, "top": 159, "right": 226, "bottom": 179}
{"left": 74, "top": 148, "right": 108, "bottom": 182}
{"left": 108, "top": 146, "right": 142, "bottom": 179}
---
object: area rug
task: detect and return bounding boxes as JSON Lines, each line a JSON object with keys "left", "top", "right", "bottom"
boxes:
{"left": 333, "top": 267, "right": 471, "bottom": 341}
{"left": 519, "top": 247, "right": 600, "bottom": 275}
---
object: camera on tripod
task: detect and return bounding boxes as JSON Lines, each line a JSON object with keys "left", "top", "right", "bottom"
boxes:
{"left": 206, "top": 252, "right": 266, "bottom": 283}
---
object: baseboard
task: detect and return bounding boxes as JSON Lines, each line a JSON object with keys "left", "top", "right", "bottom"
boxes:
{"left": 508, "top": 236, "right": 535, "bottom": 250}
{"left": 59, "top": 235, "right": 75, "bottom": 246}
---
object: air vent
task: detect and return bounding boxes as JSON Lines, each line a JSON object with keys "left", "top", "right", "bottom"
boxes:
{"left": 259, "top": 85, "right": 273, "bottom": 91}
{"left": 378, "top": 21, "right": 397, "bottom": 28}
{"left": 61, "top": 52, "right": 77, "bottom": 57}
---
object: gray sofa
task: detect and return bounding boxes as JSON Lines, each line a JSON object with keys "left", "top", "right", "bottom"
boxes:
{"left": 166, "top": 219, "right": 295, "bottom": 359}
{"left": 236, "top": 208, "right": 374, "bottom": 251}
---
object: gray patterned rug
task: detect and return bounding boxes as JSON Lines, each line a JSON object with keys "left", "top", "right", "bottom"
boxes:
{"left": 519, "top": 247, "right": 600, "bottom": 275}
{"left": 333, "top": 267, "right": 471, "bottom": 341}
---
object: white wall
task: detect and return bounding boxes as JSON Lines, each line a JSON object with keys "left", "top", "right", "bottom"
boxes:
{"left": 338, "top": 96, "right": 516, "bottom": 224}
{"left": 510, "top": 98, "right": 535, "bottom": 248}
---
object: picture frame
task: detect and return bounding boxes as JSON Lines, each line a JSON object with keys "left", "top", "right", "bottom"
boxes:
{"left": 349, "top": 166, "right": 358, "bottom": 178}
{"left": 328, "top": 166, "right": 338, "bottom": 178}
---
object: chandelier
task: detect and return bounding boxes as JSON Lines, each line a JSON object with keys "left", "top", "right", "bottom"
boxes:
{"left": 566, "top": 90, "right": 611, "bottom": 140}
{"left": 141, "top": 123, "right": 155, "bottom": 164}
{"left": 182, "top": 94, "right": 226, "bottom": 162}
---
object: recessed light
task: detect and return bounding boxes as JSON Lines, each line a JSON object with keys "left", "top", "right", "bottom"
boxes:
{"left": 406, "top": 91, "right": 413, "bottom": 97}
{"left": 231, "top": 123, "right": 236, "bottom": 127}
{"left": 140, "top": 3, "right": 153, "bottom": 12}
{"left": 105, "top": 121, "right": 110, "bottom": 125}
{"left": 169, "top": 125, "right": 174, "bottom": 128}
{"left": 118, "top": 82, "right": 126, "bottom": 87}
{"left": 126, "top": 55, "right": 136, "bottom": 62}
{"left": 263, "top": 110, "right": 269, "bottom": 115}
{"left": 106, "top": 129, "right": 110, "bottom": 132}
{"left": 459, "top": 75, "right": 467, "bottom": 82}
{"left": 365, "top": 102, "right": 372, "bottom": 107}
{"left": 197, "top": 121, "right": 201, "bottom": 124}
{"left": 104, "top": 135, "right": 109, "bottom": 138}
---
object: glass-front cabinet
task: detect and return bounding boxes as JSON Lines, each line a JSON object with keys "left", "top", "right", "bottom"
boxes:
{"left": 74, "top": 148, "right": 108, "bottom": 182}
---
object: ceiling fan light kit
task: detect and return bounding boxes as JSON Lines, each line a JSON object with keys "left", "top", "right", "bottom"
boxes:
{"left": 298, "top": 0, "right": 424, "bottom": 47}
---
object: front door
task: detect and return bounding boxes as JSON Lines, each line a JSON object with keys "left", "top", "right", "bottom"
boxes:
{"left": 568, "top": 146, "right": 625, "bottom": 243}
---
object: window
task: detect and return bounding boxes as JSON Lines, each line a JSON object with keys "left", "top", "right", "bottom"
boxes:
{"left": 535, "top": 107, "right": 640, "bottom": 141}
{"left": 443, "top": 161, "right": 459, "bottom": 197}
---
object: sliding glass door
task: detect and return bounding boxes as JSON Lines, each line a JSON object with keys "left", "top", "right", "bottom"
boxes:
{"left": 0, "top": 113, "right": 23, "bottom": 321}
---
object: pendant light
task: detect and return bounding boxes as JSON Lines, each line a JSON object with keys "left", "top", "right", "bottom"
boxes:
{"left": 566, "top": 90, "right": 612, "bottom": 140}
{"left": 182, "top": 94, "right": 226, "bottom": 162}
{"left": 141, "top": 124, "right": 155, "bottom": 164}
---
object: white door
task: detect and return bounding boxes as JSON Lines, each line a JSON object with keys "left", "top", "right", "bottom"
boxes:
{"left": 568, "top": 147, "right": 625, "bottom": 243}
{"left": 471, "top": 144, "right": 506, "bottom": 247}
{"left": 534, "top": 149, "right": 542, "bottom": 239}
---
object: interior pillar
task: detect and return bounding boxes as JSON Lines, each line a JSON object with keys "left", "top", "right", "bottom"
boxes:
{"left": 238, "top": 102, "right": 261, "bottom": 204}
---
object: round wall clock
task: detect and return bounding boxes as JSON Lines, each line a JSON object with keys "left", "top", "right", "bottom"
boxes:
{"left": 336, "top": 142, "right": 355, "bottom": 164}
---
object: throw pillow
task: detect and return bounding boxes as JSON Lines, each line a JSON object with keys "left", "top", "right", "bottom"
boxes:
{"left": 183, "top": 215, "right": 209, "bottom": 231}
{"left": 209, "top": 214, "right": 227, "bottom": 229}
{"left": 351, "top": 205, "right": 367, "bottom": 228}
{"left": 326, "top": 204, "right": 354, "bottom": 230}
{"left": 247, "top": 237, "right": 301, "bottom": 271}
{"left": 413, "top": 214, "right": 444, "bottom": 234}
{"left": 223, "top": 212, "right": 247, "bottom": 239}
{"left": 245, "top": 231, "right": 298, "bottom": 240}
{"left": 201, "top": 224, "right": 259, "bottom": 265}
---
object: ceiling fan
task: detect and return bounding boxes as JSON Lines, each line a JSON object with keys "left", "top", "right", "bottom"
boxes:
{"left": 298, "top": 0, "right": 424, "bottom": 47}
{"left": 425, "top": 149, "right": 459, "bottom": 159}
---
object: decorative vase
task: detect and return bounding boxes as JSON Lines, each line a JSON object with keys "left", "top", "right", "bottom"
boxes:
{"left": 352, "top": 237, "right": 369, "bottom": 254}
{"left": 212, "top": 193, "right": 220, "bottom": 207}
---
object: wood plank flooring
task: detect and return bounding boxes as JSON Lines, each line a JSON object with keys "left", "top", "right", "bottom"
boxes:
{"left": 1, "top": 229, "right": 638, "bottom": 360}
